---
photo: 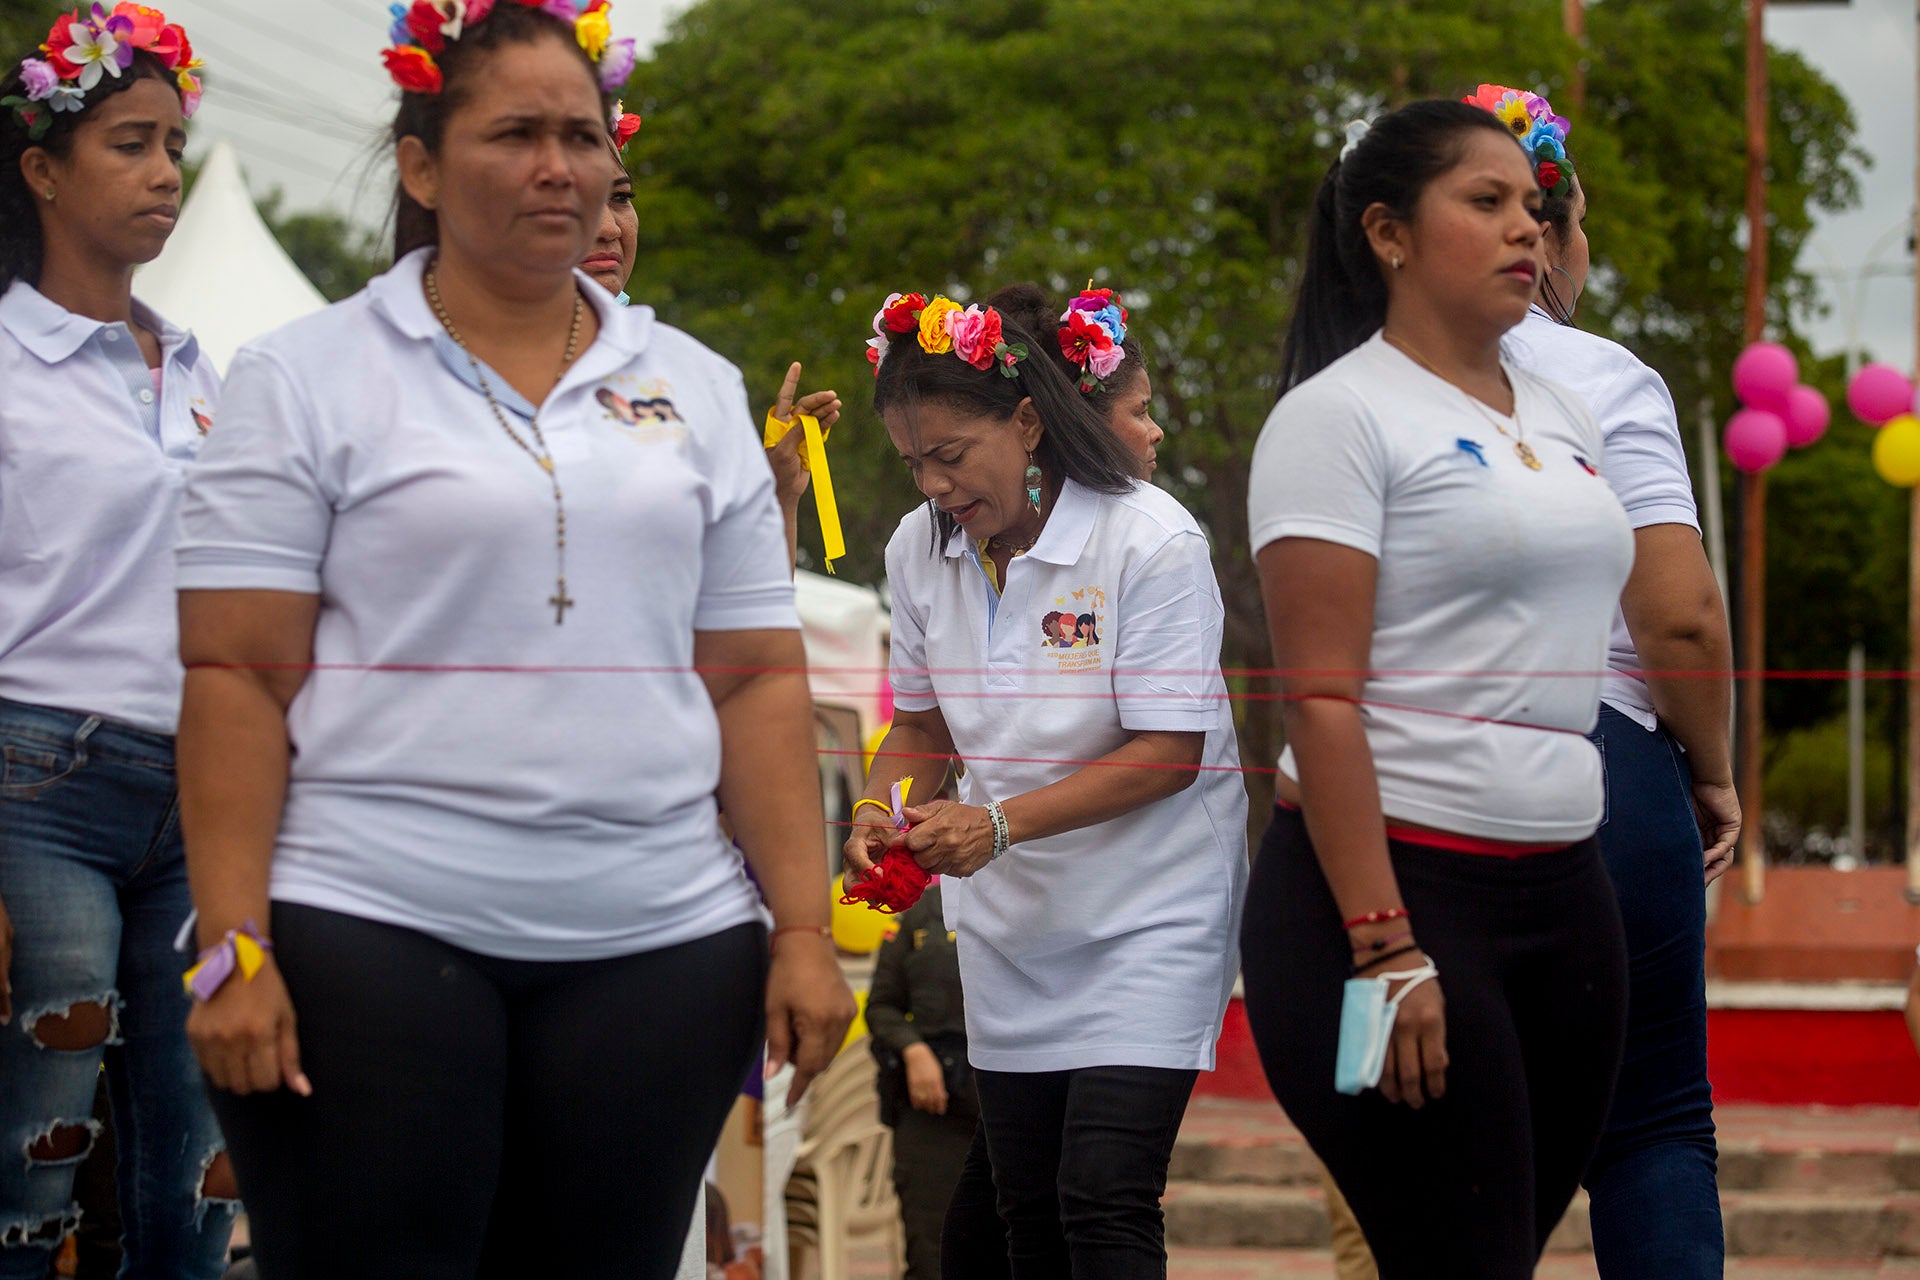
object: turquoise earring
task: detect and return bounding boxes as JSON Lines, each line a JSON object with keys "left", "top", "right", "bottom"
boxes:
{"left": 1025, "top": 454, "right": 1043, "bottom": 515}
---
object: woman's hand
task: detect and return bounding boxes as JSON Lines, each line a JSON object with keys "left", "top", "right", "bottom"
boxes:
{"left": 1692, "top": 779, "right": 1741, "bottom": 885}
{"left": 1375, "top": 965, "right": 1446, "bottom": 1110}
{"left": 842, "top": 811, "right": 895, "bottom": 885}
{"left": 895, "top": 800, "right": 995, "bottom": 878}
{"left": 902, "top": 1041, "right": 949, "bottom": 1115}
{"left": 186, "top": 957, "right": 312, "bottom": 1097}
{"left": 0, "top": 894, "right": 13, "bottom": 1025}
{"left": 766, "top": 361, "right": 842, "bottom": 511}
{"left": 765, "top": 931, "right": 858, "bottom": 1106}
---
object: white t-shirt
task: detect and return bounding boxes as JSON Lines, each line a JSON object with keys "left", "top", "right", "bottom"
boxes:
{"left": 175, "top": 249, "right": 796, "bottom": 960}
{"left": 0, "top": 283, "right": 220, "bottom": 734}
{"left": 1246, "top": 332, "right": 1634, "bottom": 843}
{"left": 886, "top": 479, "right": 1249, "bottom": 1073}
{"left": 1505, "top": 309, "right": 1701, "bottom": 730}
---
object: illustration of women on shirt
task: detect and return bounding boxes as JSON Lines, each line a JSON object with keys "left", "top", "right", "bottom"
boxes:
{"left": 1075, "top": 613, "right": 1100, "bottom": 646}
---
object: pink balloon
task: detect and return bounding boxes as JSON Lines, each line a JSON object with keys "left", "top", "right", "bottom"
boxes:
{"left": 1782, "top": 384, "right": 1829, "bottom": 448}
{"left": 1724, "top": 408, "right": 1788, "bottom": 474}
{"left": 1847, "top": 363, "right": 1913, "bottom": 426}
{"left": 1732, "top": 343, "right": 1798, "bottom": 412}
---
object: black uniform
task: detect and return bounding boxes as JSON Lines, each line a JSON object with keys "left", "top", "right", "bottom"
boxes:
{"left": 866, "top": 887, "right": 978, "bottom": 1280}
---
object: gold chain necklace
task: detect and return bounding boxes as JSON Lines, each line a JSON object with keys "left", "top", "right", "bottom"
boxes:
{"left": 1384, "top": 332, "right": 1542, "bottom": 472}
{"left": 425, "top": 261, "right": 585, "bottom": 623}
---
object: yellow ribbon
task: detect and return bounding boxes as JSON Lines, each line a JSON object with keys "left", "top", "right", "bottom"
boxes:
{"left": 765, "top": 408, "right": 845, "bottom": 574}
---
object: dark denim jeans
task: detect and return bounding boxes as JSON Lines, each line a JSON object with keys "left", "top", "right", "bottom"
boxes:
{"left": 1585, "top": 705, "right": 1724, "bottom": 1278}
{"left": 0, "top": 698, "right": 234, "bottom": 1279}
{"left": 973, "top": 1065, "right": 1195, "bottom": 1280}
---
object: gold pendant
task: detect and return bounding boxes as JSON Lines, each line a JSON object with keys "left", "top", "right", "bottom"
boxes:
{"left": 537, "top": 457, "right": 554, "bottom": 473}
{"left": 1514, "top": 441, "right": 1542, "bottom": 471}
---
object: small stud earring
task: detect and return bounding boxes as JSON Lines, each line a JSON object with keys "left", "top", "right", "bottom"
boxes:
{"left": 1391, "top": 254, "right": 1403, "bottom": 270}
{"left": 44, "top": 189, "right": 54, "bottom": 201}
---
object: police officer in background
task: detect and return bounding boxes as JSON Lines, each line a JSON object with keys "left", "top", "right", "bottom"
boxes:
{"left": 868, "top": 884, "right": 977, "bottom": 1279}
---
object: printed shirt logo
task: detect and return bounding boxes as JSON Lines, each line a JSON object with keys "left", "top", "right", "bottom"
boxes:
{"left": 1039, "top": 583, "right": 1108, "bottom": 673}
{"left": 191, "top": 396, "right": 213, "bottom": 435}
{"left": 595, "top": 377, "right": 687, "bottom": 446}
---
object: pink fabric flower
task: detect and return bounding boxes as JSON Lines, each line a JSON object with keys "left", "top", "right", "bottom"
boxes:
{"left": 597, "top": 36, "right": 635, "bottom": 92}
{"left": 1087, "top": 342, "right": 1126, "bottom": 380}
{"left": 19, "top": 58, "right": 59, "bottom": 100}
{"left": 946, "top": 305, "right": 999, "bottom": 371}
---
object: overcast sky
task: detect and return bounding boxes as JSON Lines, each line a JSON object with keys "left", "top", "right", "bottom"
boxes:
{"left": 164, "top": 0, "right": 1917, "bottom": 369}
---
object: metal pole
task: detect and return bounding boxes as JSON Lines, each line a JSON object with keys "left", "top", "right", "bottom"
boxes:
{"left": 1851, "top": 644, "right": 1867, "bottom": 861}
{"left": 1564, "top": 0, "right": 1587, "bottom": 113}
{"left": 1738, "top": 0, "right": 1771, "bottom": 905}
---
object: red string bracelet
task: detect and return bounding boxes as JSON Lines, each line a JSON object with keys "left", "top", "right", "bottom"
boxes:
{"left": 840, "top": 847, "right": 932, "bottom": 914}
{"left": 1343, "top": 907, "right": 1410, "bottom": 930}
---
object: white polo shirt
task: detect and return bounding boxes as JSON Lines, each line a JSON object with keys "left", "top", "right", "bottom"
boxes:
{"left": 886, "top": 479, "right": 1249, "bottom": 1073}
{"left": 0, "top": 281, "right": 219, "bottom": 735}
{"left": 1248, "top": 333, "right": 1634, "bottom": 842}
{"left": 1505, "top": 310, "right": 1701, "bottom": 730}
{"left": 176, "top": 249, "right": 796, "bottom": 961}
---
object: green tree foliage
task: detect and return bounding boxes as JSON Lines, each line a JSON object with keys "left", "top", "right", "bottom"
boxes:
{"left": 253, "top": 190, "right": 387, "bottom": 303}
{"left": 0, "top": 0, "right": 63, "bottom": 62}
{"left": 621, "top": 0, "right": 1863, "bottom": 808}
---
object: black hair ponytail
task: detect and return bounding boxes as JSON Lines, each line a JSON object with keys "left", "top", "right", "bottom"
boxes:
{"left": 1278, "top": 99, "right": 1517, "bottom": 394}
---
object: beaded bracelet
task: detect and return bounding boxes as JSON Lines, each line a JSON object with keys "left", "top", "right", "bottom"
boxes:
{"left": 985, "top": 800, "right": 1010, "bottom": 860}
{"left": 1343, "top": 907, "right": 1410, "bottom": 930}
{"left": 1351, "top": 929, "right": 1414, "bottom": 959}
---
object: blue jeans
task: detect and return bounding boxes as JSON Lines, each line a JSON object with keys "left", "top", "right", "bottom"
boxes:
{"left": 0, "top": 698, "right": 234, "bottom": 1279}
{"left": 1585, "top": 705, "right": 1723, "bottom": 1278}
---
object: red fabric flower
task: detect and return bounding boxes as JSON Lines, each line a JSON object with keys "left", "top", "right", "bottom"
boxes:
{"left": 882, "top": 292, "right": 927, "bottom": 335}
{"left": 1536, "top": 160, "right": 1563, "bottom": 192}
{"left": 151, "top": 22, "right": 191, "bottom": 70}
{"left": 612, "top": 111, "right": 642, "bottom": 150}
{"left": 971, "top": 308, "right": 1003, "bottom": 371}
{"left": 1058, "top": 309, "right": 1114, "bottom": 367}
{"left": 404, "top": 1, "right": 446, "bottom": 53}
{"left": 839, "top": 847, "right": 931, "bottom": 914}
{"left": 41, "top": 21, "right": 79, "bottom": 79}
{"left": 382, "top": 45, "right": 443, "bottom": 94}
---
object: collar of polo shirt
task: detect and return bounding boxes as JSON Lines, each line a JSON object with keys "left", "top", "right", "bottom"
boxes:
{"left": 0, "top": 282, "right": 198, "bottom": 368}
{"left": 946, "top": 476, "right": 1105, "bottom": 567}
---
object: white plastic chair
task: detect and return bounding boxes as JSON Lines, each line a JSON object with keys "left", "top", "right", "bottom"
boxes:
{"left": 783, "top": 1038, "right": 904, "bottom": 1280}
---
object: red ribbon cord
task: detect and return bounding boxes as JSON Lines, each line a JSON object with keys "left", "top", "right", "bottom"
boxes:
{"left": 840, "top": 845, "right": 931, "bottom": 914}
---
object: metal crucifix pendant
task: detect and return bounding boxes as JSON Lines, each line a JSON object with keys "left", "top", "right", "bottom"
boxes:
{"left": 549, "top": 584, "right": 574, "bottom": 624}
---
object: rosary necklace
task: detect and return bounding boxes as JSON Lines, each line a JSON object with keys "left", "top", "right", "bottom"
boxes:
{"left": 426, "top": 261, "right": 585, "bottom": 622}
{"left": 1384, "top": 332, "right": 1542, "bottom": 471}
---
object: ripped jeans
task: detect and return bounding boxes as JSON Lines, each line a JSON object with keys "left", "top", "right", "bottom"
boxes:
{"left": 0, "top": 698, "right": 234, "bottom": 1279}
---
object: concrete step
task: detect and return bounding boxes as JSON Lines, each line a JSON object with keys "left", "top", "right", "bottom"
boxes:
{"left": 1160, "top": 1248, "right": 1920, "bottom": 1278}
{"left": 1162, "top": 1183, "right": 1920, "bottom": 1259}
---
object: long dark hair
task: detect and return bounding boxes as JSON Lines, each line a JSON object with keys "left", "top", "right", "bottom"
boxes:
{"left": 390, "top": 3, "right": 606, "bottom": 259}
{"left": 872, "top": 304, "right": 1138, "bottom": 551}
{"left": 985, "top": 281, "right": 1147, "bottom": 416}
{"left": 0, "top": 49, "right": 177, "bottom": 294}
{"left": 1278, "top": 99, "right": 1516, "bottom": 393}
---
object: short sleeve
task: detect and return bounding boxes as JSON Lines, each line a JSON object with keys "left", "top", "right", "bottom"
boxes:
{"left": 1112, "top": 529, "right": 1231, "bottom": 733}
{"left": 175, "top": 348, "right": 333, "bottom": 594}
{"left": 691, "top": 370, "right": 800, "bottom": 632}
{"left": 1246, "top": 382, "right": 1389, "bottom": 559}
{"left": 1592, "top": 362, "right": 1699, "bottom": 532}
{"left": 884, "top": 519, "right": 938, "bottom": 713}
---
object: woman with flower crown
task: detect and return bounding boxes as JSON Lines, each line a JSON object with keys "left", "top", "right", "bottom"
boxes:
{"left": 0, "top": 6, "right": 235, "bottom": 1276}
{"left": 1240, "top": 98, "right": 1634, "bottom": 1278}
{"left": 1470, "top": 82, "right": 1738, "bottom": 1279}
{"left": 171, "top": 2, "right": 854, "bottom": 1275}
{"left": 844, "top": 291, "right": 1247, "bottom": 1277}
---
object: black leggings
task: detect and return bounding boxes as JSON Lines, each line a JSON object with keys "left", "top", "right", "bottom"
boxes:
{"left": 1240, "top": 807, "right": 1627, "bottom": 1280}
{"left": 212, "top": 904, "right": 765, "bottom": 1280}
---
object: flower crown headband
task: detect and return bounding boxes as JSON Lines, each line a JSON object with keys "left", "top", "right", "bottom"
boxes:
{"left": 867, "top": 292, "right": 1031, "bottom": 378}
{"left": 1058, "top": 285, "right": 1129, "bottom": 395}
{"left": 609, "top": 99, "right": 639, "bottom": 152}
{"left": 1464, "top": 83, "right": 1573, "bottom": 198}
{"left": 383, "top": 0, "right": 636, "bottom": 96}
{"left": 5, "top": 4, "right": 202, "bottom": 143}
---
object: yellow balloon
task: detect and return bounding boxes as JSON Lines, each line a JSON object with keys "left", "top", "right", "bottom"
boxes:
{"left": 1874, "top": 415, "right": 1920, "bottom": 487}
{"left": 831, "top": 875, "right": 895, "bottom": 954}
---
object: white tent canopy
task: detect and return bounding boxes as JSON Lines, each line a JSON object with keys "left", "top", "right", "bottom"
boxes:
{"left": 794, "top": 569, "right": 889, "bottom": 737}
{"left": 137, "top": 141, "right": 328, "bottom": 374}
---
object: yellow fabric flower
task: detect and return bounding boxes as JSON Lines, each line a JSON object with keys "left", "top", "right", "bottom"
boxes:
{"left": 575, "top": 8, "right": 611, "bottom": 59}
{"left": 1495, "top": 96, "right": 1531, "bottom": 138}
{"left": 918, "top": 296, "right": 961, "bottom": 355}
